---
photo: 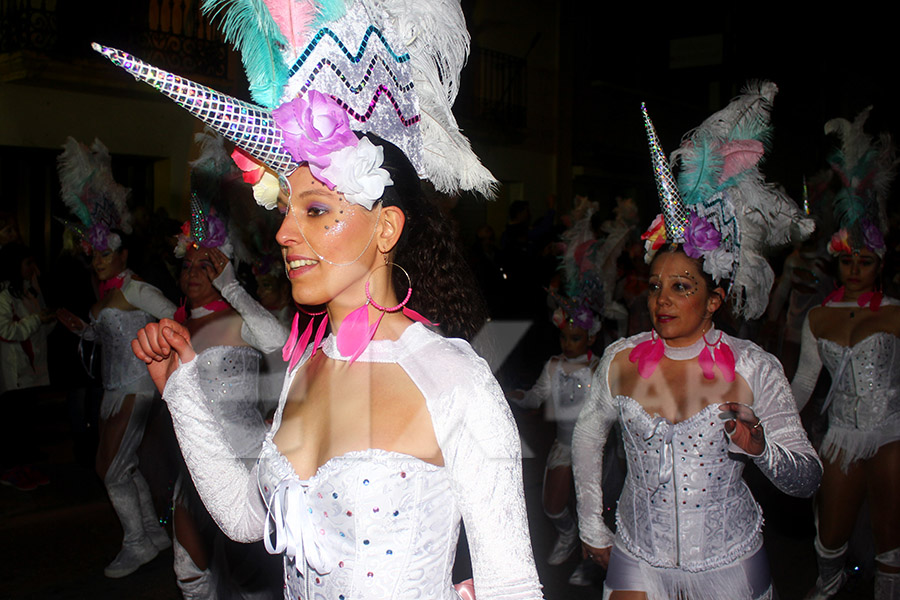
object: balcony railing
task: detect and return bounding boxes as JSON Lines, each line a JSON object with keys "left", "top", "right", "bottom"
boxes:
{"left": 1, "top": 0, "right": 228, "bottom": 80}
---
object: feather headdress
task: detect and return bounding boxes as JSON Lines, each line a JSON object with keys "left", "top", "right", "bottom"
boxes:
{"left": 824, "top": 107, "right": 897, "bottom": 257}
{"left": 57, "top": 137, "right": 132, "bottom": 252}
{"left": 642, "top": 82, "right": 814, "bottom": 319}
{"left": 93, "top": 0, "right": 495, "bottom": 207}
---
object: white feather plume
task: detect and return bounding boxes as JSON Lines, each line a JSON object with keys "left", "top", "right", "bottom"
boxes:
{"left": 371, "top": 0, "right": 498, "bottom": 197}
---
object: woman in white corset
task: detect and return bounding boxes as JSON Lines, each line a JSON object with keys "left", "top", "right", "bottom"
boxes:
{"left": 58, "top": 230, "right": 176, "bottom": 578}
{"left": 790, "top": 107, "right": 900, "bottom": 600}
{"left": 573, "top": 87, "right": 821, "bottom": 600}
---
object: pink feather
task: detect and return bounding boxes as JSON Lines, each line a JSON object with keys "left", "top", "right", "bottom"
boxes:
{"left": 717, "top": 139, "right": 764, "bottom": 184}
{"left": 263, "top": 0, "right": 316, "bottom": 48}
{"left": 698, "top": 346, "right": 716, "bottom": 380}
{"left": 348, "top": 312, "right": 383, "bottom": 364}
{"left": 714, "top": 343, "right": 736, "bottom": 382}
{"left": 311, "top": 313, "right": 329, "bottom": 357}
{"left": 282, "top": 311, "right": 300, "bottom": 361}
{"left": 402, "top": 306, "right": 437, "bottom": 326}
{"left": 336, "top": 303, "right": 371, "bottom": 358}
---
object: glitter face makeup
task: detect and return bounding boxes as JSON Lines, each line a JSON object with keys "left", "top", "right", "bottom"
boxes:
{"left": 648, "top": 252, "right": 721, "bottom": 347}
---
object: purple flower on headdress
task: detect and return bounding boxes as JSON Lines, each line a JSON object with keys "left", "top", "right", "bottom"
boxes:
{"left": 200, "top": 214, "right": 228, "bottom": 249}
{"left": 683, "top": 212, "right": 721, "bottom": 259}
{"left": 861, "top": 219, "right": 885, "bottom": 252}
{"left": 88, "top": 223, "right": 111, "bottom": 252}
{"left": 272, "top": 90, "right": 357, "bottom": 185}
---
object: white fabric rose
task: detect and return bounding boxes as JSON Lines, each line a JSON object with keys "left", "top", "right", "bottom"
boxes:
{"left": 703, "top": 246, "right": 734, "bottom": 283}
{"left": 252, "top": 170, "right": 280, "bottom": 210}
{"left": 321, "top": 137, "right": 393, "bottom": 209}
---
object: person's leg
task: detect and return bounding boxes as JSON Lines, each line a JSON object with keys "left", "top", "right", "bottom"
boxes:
{"left": 543, "top": 445, "right": 578, "bottom": 566}
{"left": 805, "top": 456, "right": 866, "bottom": 599}
{"left": 867, "top": 441, "right": 900, "bottom": 599}
{"left": 98, "top": 393, "right": 159, "bottom": 578}
{"left": 173, "top": 477, "right": 215, "bottom": 599}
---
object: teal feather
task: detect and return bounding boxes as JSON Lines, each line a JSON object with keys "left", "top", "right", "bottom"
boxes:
{"left": 833, "top": 188, "right": 867, "bottom": 225}
{"left": 202, "top": 0, "right": 290, "bottom": 108}
{"left": 312, "top": 0, "right": 347, "bottom": 27}
{"left": 676, "top": 134, "right": 723, "bottom": 206}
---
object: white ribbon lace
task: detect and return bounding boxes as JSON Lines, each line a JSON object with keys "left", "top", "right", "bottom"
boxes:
{"left": 264, "top": 479, "right": 336, "bottom": 575}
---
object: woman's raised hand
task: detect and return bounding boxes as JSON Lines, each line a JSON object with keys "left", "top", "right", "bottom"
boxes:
{"left": 204, "top": 247, "right": 230, "bottom": 281}
{"left": 719, "top": 402, "right": 766, "bottom": 456}
{"left": 132, "top": 318, "right": 196, "bottom": 394}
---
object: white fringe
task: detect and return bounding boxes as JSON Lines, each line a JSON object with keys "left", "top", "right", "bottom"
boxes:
{"left": 820, "top": 427, "right": 882, "bottom": 472}
{"left": 602, "top": 564, "right": 772, "bottom": 600}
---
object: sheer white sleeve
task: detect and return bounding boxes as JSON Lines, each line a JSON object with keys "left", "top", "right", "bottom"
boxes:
{"left": 162, "top": 357, "right": 267, "bottom": 542}
{"left": 122, "top": 279, "right": 176, "bottom": 319}
{"left": 791, "top": 314, "right": 822, "bottom": 412}
{"left": 213, "top": 264, "right": 288, "bottom": 354}
{"left": 572, "top": 344, "right": 620, "bottom": 549}
{"left": 415, "top": 341, "right": 543, "bottom": 599}
{"left": 512, "top": 359, "right": 553, "bottom": 410}
{"left": 745, "top": 345, "right": 822, "bottom": 498}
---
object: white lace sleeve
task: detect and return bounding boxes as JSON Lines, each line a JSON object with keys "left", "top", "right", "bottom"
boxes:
{"left": 746, "top": 345, "right": 822, "bottom": 498}
{"left": 213, "top": 264, "right": 288, "bottom": 354}
{"left": 418, "top": 341, "right": 543, "bottom": 599}
{"left": 572, "top": 344, "right": 619, "bottom": 549}
{"left": 791, "top": 314, "right": 822, "bottom": 412}
{"left": 122, "top": 279, "right": 176, "bottom": 319}
{"left": 163, "top": 356, "right": 267, "bottom": 542}
{"left": 513, "top": 359, "right": 553, "bottom": 410}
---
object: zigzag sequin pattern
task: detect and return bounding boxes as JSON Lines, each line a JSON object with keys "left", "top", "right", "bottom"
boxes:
{"left": 287, "top": 26, "right": 410, "bottom": 77}
{"left": 287, "top": 25, "right": 419, "bottom": 131}
{"left": 92, "top": 44, "right": 298, "bottom": 175}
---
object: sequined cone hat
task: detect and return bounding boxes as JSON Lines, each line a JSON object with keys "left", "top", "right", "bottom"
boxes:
{"left": 641, "top": 102, "right": 687, "bottom": 243}
{"left": 92, "top": 0, "right": 496, "bottom": 202}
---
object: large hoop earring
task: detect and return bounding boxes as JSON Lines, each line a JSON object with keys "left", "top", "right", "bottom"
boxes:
{"left": 365, "top": 262, "right": 412, "bottom": 313}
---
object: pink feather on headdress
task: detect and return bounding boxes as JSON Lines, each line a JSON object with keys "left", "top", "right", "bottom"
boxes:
{"left": 263, "top": 0, "right": 317, "bottom": 49}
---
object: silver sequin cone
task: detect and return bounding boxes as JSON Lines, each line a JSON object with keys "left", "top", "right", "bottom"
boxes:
{"left": 92, "top": 43, "right": 297, "bottom": 175}
{"left": 641, "top": 102, "right": 687, "bottom": 243}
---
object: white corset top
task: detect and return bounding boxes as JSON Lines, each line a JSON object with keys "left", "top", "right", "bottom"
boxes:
{"left": 616, "top": 397, "right": 761, "bottom": 571}
{"left": 93, "top": 308, "right": 155, "bottom": 391}
{"left": 257, "top": 442, "right": 460, "bottom": 599}
{"left": 817, "top": 333, "right": 900, "bottom": 429}
{"left": 196, "top": 345, "right": 264, "bottom": 462}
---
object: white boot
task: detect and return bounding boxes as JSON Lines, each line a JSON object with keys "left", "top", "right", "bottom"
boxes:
{"left": 803, "top": 538, "right": 848, "bottom": 600}
{"left": 875, "top": 548, "right": 900, "bottom": 600}
{"left": 546, "top": 507, "right": 579, "bottom": 566}
{"left": 133, "top": 472, "right": 172, "bottom": 551}
{"left": 174, "top": 536, "right": 216, "bottom": 600}
{"left": 104, "top": 481, "right": 160, "bottom": 578}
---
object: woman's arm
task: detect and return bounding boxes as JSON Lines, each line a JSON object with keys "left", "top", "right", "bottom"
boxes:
{"left": 122, "top": 279, "right": 177, "bottom": 320}
{"left": 791, "top": 313, "right": 822, "bottom": 412}
{"left": 572, "top": 348, "right": 619, "bottom": 551}
{"left": 213, "top": 262, "right": 288, "bottom": 354}
{"left": 133, "top": 321, "right": 267, "bottom": 541}
{"left": 424, "top": 343, "right": 543, "bottom": 599}
{"left": 747, "top": 347, "right": 822, "bottom": 497}
{"left": 510, "top": 359, "right": 553, "bottom": 410}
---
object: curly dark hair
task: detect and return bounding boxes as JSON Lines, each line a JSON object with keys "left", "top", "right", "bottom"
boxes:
{"left": 370, "top": 133, "right": 488, "bottom": 340}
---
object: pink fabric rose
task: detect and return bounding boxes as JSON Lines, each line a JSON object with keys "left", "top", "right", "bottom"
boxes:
{"left": 272, "top": 90, "right": 357, "bottom": 179}
{"left": 683, "top": 212, "right": 721, "bottom": 258}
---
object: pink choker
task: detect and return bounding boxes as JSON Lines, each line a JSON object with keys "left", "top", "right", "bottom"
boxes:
{"left": 629, "top": 328, "right": 735, "bottom": 381}
{"left": 822, "top": 286, "right": 883, "bottom": 311}
{"left": 174, "top": 298, "right": 231, "bottom": 323}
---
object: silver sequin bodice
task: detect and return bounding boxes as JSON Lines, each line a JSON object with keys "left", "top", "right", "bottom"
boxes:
{"left": 93, "top": 308, "right": 155, "bottom": 391}
{"left": 196, "top": 345, "right": 264, "bottom": 463}
{"left": 818, "top": 333, "right": 900, "bottom": 432}
{"left": 616, "top": 398, "right": 762, "bottom": 571}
